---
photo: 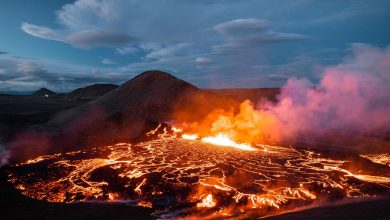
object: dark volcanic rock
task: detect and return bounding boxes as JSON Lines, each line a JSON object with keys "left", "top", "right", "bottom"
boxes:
{"left": 31, "top": 88, "right": 56, "bottom": 97}
{"left": 62, "top": 84, "right": 118, "bottom": 101}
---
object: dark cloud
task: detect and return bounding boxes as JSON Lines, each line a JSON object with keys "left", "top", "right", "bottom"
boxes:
{"left": 66, "top": 29, "right": 135, "bottom": 49}
{"left": 0, "top": 51, "right": 7, "bottom": 55}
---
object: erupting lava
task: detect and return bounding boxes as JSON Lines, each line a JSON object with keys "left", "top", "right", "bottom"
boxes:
{"left": 173, "top": 121, "right": 257, "bottom": 151}
{"left": 179, "top": 130, "right": 256, "bottom": 151}
{"left": 181, "top": 133, "right": 198, "bottom": 141}
{"left": 5, "top": 125, "right": 390, "bottom": 219}
{"left": 201, "top": 134, "right": 256, "bottom": 151}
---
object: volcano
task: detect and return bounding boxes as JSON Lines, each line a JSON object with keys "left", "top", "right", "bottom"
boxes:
{"left": 31, "top": 88, "right": 56, "bottom": 97}
{"left": 2, "top": 70, "right": 390, "bottom": 220}
{"left": 9, "top": 70, "right": 242, "bottom": 162}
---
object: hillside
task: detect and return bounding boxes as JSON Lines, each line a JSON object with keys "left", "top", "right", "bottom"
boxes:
{"left": 61, "top": 84, "right": 118, "bottom": 101}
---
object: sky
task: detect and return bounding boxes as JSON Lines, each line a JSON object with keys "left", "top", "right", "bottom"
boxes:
{"left": 0, "top": 0, "right": 389, "bottom": 92}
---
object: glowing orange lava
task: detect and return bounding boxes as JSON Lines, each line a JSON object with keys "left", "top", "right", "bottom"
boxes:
{"left": 197, "top": 194, "right": 216, "bottom": 208}
{"left": 6, "top": 124, "right": 390, "bottom": 219}
{"left": 201, "top": 133, "right": 256, "bottom": 151}
{"left": 361, "top": 153, "right": 390, "bottom": 167}
{"left": 181, "top": 134, "right": 198, "bottom": 140}
{"left": 137, "top": 201, "right": 153, "bottom": 208}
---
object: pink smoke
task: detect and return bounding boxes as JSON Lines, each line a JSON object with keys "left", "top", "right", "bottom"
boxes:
{"left": 261, "top": 44, "right": 390, "bottom": 142}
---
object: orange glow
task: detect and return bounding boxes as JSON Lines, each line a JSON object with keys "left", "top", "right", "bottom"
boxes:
{"left": 196, "top": 194, "right": 216, "bottom": 208}
{"left": 108, "top": 192, "right": 118, "bottom": 200}
{"left": 201, "top": 133, "right": 256, "bottom": 151}
{"left": 182, "top": 133, "right": 198, "bottom": 140}
{"left": 173, "top": 100, "right": 282, "bottom": 147}
{"left": 137, "top": 201, "right": 153, "bottom": 208}
{"left": 361, "top": 153, "right": 390, "bottom": 167}
{"left": 173, "top": 100, "right": 281, "bottom": 151}
{"left": 7, "top": 123, "right": 390, "bottom": 219}
{"left": 172, "top": 126, "right": 183, "bottom": 133}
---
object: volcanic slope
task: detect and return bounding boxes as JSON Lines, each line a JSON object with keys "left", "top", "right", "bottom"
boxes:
{"left": 14, "top": 71, "right": 238, "bottom": 160}
{"left": 48, "top": 70, "right": 237, "bottom": 133}
{"left": 60, "top": 84, "right": 118, "bottom": 101}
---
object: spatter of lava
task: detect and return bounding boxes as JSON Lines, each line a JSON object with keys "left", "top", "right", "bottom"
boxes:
{"left": 6, "top": 126, "right": 390, "bottom": 219}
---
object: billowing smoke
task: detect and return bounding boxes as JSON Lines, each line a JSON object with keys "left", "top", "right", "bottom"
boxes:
{"left": 188, "top": 44, "right": 390, "bottom": 147}
{"left": 0, "top": 145, "right": 10, "bottom": 165}
{"left": 265, "top": 44, "right": 390, "bottom": 141}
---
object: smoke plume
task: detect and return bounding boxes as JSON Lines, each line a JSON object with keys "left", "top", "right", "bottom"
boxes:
{"left": 190, "top": 44, "right": 390, "bottom": 147}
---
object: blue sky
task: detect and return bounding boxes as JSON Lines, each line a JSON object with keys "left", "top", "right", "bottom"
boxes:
{"left": 0, "top": 0, "right": 389, "bottom": 92}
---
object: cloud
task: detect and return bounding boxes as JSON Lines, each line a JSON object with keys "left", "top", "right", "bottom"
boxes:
{"left": 0, "top": 51, "right": 8, "bottom": 55}
{"left": 116, "top": 45, "right": 139, "bottom": 55}
{"left": 0, "top": 56, "right": 129, "bottom": 92}
{"left": 19, "top": 1, "right": 318, "bottom": 80}
{"left": 144, "top": 43, "right": 190, "bottom": 61}
{"left": 16, "top": 62, "right": 42, "bottom": 74}
{"left": 21, "top": 23, "right": 63, "bottom": 41}
{"left": 194, "top": 57, "right": 212, "bottom": 65}
{"left": 15, "top": 0, "right": 390, "bottom": 88}
{"left": 266, "top": 74, "right": 289, "bottom": 81}
{"left": 21, "top": 23, "right": 135, "bottom": 49}
{"left": 214, "top": 18, "right": 269, "bottom": 36}
{"left": 66, "top": 29, "right": 135, "bottom": 48}
{"left": 213, "top": 19, "right": 311, "bottom": 53}
{"left": 101, "top": 58, "right": 115, "bottom": 65}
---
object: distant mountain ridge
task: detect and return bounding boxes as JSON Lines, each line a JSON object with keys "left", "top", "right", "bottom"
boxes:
{"left": 31, "top": 88, "right": 56, "bottom": 97}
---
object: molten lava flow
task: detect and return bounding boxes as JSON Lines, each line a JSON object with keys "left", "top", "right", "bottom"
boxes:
{"left": 181, "top": 134, "right": 198, "bottom": 140}
{"left": 108, "top": 192, "right": 118, "bottom": 200}
{"left": 361, "top": 153, "right": 390, "bottom": 167}
{"left": 6, "top": 126, "right": 390, "bottom": 219}
{"left": 137, "top": 201, "right": 153, "bottom": 208}
{"left": 197, "top": 194, "right": 216, "bottom": 208}
{"left": 201, "top": 133, "right": 256, "bottom": 151}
